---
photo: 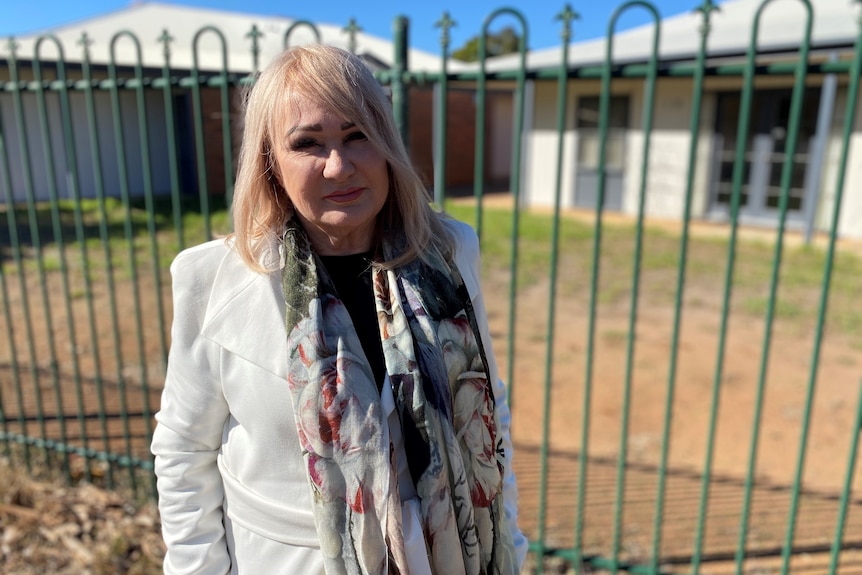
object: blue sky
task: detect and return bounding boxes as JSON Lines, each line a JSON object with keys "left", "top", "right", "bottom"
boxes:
{"left": 2, "top": 0, "right": 715, "bottom": 55}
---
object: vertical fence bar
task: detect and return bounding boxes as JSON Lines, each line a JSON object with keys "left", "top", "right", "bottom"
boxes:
{"left": 134, "top": 40, "right": 166, "bottom": 358}
{"left": 608, "top": 3, "right": 660, "bottom": 572}
{"left": 786, "top": 3, "right": 862, "bottom": 572}
{"left": 473, "top": 23, "right": 488, "bottom": 240}
{"left": 595, "top": 3, "right": 662, "bottom": 571}
{"left": 684, "top": 2, "right": 719, "bottom": 573}
{"left": 734, "top": 3, "right": 813, "bottom": 573}
{"left": 112, "top": 30, "right": 162, "bottom": 494}
{"left": 107, "top": 30, "right": 149, "bottom": 493}
{"left": 506, "top": 13, "right": 527, "bottom": 409}
{"left": 191, "top": 26, "right": 233, "bottom": 237}
{"left": 473, "top": 9, "right": 527, "bottom": 242}
{"left": 31, "top": 39, "right": 73, "bottom": 480}
{"left": 699, "top": 0, "right": 759, "bottom": 568}
{"left": 534, "top": 8, "right": 577, "bottom": 574}
{"left": 190, "top": 27, "right": 228, "bottom": 241}
{"left": 0, "top": 263, "right": 14, "bottom": 460}
{"left": 433, "top": 12, "right": 454, "bottom": 209}
{"left": 32, "top": 36, "right": 86, "bottom": 482}
{"left": 7, "top": 38, "right": 52, "bottom": 468}
{"left": 827, "top": 378, "right": 862, "bottom": 575}
{"left": 718, "top": 29, "right": 756, "bottom": 575}
{"left": 391, "top": 16, "right": 409, "bottom": 148}
{"left": 79, "top": 32, "right": 117, "bottom": 488}
{"left": 54, "top": 33, "right": 105, "bottom": 486}
{"left": 159, "top": 30, "right": 185, "bottom": 254}
{"left": 0, "top": 74, "right": 28, "bottom": 465}
{"left": 0, "top": 194, "right": 11, "bottom": 459}
{"left": 574, "top": 3, "right": 617, "bottom": 567}
{"left": 82, "top": 34, "right": 129, "bottom": 483}
{"left": 479, "top": 8, "right": 528, "bottom": 408}
{"left": 217, "top": 53, "right": 234, "bottom": 213}
{"left": 599, "top": 4, "right": 661, "bottom": 572}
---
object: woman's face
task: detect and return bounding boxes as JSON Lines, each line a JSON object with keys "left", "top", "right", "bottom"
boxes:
{"left": 274, "top": 94, "right": 390, "bottom": 255}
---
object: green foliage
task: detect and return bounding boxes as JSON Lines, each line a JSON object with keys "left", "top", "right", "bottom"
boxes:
{"left": 451, "top": 26, "right": 523, "bottom": 62}
{"left": 4, "top": 196, "right": 862, "bottom": 346}
{"left": 1, "top": 196, "right": 229, "bottom": 277}
{"left": 443, "top": 201, "right": 862, "bottom": 345}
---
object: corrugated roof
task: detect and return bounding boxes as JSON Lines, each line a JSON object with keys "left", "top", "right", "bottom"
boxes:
{"left": 486, "top": 0, "right": 861, "bottom": 71}
{"left": 3, "top": 1, "right": 442, "bottom": 72}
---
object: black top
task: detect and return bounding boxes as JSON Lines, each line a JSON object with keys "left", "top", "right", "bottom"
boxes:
{"left": 320, "top": 251, "right": 431, "bottom": 485}
{"left": 319, "top": 252, "right": 386, "bottom": 390}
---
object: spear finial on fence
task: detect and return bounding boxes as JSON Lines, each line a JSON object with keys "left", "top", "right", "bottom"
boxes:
{"left": 694, "top": 0, "right": 719, "bottom": 36}
{"left": 556, "top": 4, "right": 580, "bottom": 44}
{"left": 246, "top": 24, "right": 263, "bottom": 72}
{"left": 158, "top": 29, "right": 173, "bottom": 66}
{"left": 343, "top": 18, "right": 362, "bottom": 53}
{"left": 435, "top": 11, "right": 456, "bottom": 54}
{"left": 77, "top": 32, "right": 93, "bottom": 62}
{"left": 5, "top": 36, "right": 19, "bottom": 59}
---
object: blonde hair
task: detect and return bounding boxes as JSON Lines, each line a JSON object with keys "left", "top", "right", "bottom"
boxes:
{"left": 231, "top": 44, "right": 453, "bottom": 271}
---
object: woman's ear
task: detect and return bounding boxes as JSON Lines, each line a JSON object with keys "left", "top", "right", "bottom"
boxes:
{"left": 267, "top": 166, "right": 284, "bottom": 194}
{"left": 264, "top": 141, "right": 285, "bottom": 193}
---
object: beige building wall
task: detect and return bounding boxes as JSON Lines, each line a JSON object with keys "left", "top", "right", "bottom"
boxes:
{"left": 832, "top": 88, "right": 862, "bottom": 238}
{"left": 523, "top": 77, "right": 708, "bottom": 220}
{"left": 521, "top": 79, "right": 574, "bottom": 208}
{"left": 522, "top": 73, "right": 862, "bottom": 240}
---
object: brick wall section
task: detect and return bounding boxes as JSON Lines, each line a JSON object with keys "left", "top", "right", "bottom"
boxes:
{"left": 446, "top": 90, "right": 481, "bottom": 188}
{"left": 199, "top": 86, "right": 480, "bottom": 200}
{"left": 408, "top": 87, "right": 478, "bottom": 190}
{"left": 408, "top": 87, "right": 435, "bottom": 186}
{"left": 199, "top": 87, "right": 244, "bottom": 198}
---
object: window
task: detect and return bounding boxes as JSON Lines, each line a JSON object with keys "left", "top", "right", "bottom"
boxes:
{"left": 576, "top": 95, "right": 629, "bottom": 172}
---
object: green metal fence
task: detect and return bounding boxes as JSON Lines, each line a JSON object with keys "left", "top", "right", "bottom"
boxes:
{"left": 1, "top": 1, "right": 861, "bottom": 573}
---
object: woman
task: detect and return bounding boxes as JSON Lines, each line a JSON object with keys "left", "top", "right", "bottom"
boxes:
{"left": 151, "top": 44, "right": 527, "bottom": 574}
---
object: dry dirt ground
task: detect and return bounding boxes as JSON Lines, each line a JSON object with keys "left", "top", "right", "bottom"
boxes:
{"left": 1, "top": 208, "right": 861, "bottom": 573}
{"left": 477, "top": 209, "right": 862, "bottom": 573}
{"left": 488, "top": 277, "right": 862, "bottom": 574}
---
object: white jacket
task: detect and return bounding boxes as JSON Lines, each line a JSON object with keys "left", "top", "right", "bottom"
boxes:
{"left": 151, "top": 220, "right": 528, "bottom": 574}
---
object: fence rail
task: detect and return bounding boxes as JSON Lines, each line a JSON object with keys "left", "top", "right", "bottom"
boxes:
{"left": 1, "top": 1, "right": 861, "bottom": 573}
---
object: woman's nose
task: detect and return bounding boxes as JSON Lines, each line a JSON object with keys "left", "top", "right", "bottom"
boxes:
{"left": 322, "top": 147, "right": 355, "bottom": 180}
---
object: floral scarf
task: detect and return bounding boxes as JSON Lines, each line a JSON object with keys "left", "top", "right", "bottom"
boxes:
{"left": 281, "top": 218, "right": 517, "bottom": 574}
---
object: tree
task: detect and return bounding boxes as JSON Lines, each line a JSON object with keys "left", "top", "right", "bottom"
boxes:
{"left": 451, "top": 26, "right": 523, "bottom": 62}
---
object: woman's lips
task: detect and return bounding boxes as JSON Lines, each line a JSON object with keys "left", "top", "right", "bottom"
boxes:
{"left": 325, "top": 187, "right": 364, "bottom": 203}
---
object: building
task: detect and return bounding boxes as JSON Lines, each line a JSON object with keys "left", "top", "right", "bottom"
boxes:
{"left": 489, "top": 0, "right": 862, "bottom": 239}
{"left": 0, "top": 2, "right": 455, "bottom": 203}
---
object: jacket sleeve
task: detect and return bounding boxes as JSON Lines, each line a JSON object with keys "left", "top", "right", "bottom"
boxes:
{"left": 151, "top": 247, "right": 232, "bottom": 575}
{"left": 452, "top": 221, "right": 530, "bottom": 570}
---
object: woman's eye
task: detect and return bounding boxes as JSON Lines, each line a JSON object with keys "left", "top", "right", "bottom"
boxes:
{"left": 289, "top": 138, "right": 318, "bottom": 151}
{"left": 345, "top": 131, "right": 368, "bottom": 143}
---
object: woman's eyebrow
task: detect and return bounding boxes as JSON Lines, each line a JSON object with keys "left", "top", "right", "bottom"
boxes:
{"left": 288, "top": 121, "right": 356, "bottom": 135}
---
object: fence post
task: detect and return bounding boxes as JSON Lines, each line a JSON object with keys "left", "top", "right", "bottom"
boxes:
{"left": 433, "top": 12, "right": 455, "bottom": 208}
{"left": 391, "top": 15, "right": 409, "bottom": 147}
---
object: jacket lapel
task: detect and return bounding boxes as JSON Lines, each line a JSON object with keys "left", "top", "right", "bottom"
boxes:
{"left": 200, "top": 238, "right": 288, "bottom": 378}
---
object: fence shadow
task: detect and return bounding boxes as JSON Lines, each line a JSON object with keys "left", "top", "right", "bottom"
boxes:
{"left": 513, "top": 443, "right": 862, "bottom": 573}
